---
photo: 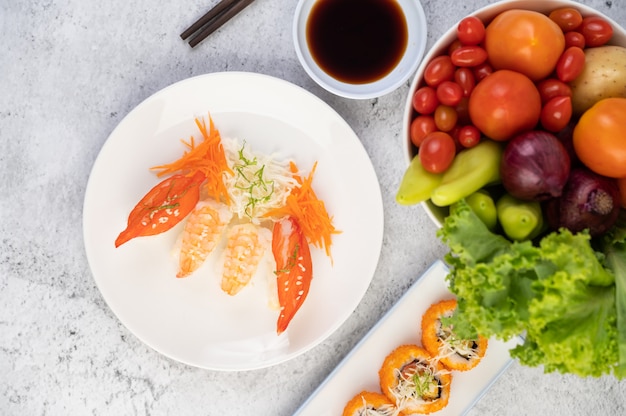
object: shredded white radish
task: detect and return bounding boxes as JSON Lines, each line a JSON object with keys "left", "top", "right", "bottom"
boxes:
{"left": 222, "top": 138, "right": 299, "bottom": 222}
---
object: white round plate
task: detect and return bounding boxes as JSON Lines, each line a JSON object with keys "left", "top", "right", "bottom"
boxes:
{"left": 83, "top": 72, "right": 384, "bottom": 371}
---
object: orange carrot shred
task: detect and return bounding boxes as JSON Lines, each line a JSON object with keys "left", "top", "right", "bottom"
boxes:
{"left": 265, "top": 161, "right": 339, "bottom": 258}
{"left": 151, "top": 115, "right": 233, "bottom": 204}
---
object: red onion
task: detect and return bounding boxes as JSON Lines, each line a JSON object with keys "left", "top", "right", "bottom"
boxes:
{"left": 500, "top": 131, "right": 571, "bottom": 201}
{"left": 544, "top": 168, "right": 621, "bottom": 237}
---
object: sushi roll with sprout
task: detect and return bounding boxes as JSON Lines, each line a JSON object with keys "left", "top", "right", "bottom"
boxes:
{"left": 421, "top": 299, "right": 488, "bottom": 372}
{"left": 342, "top": 391, "right": 404, "bottom": 416}
{"left": 379, "top": 344, "right": 451, "bottom": 414}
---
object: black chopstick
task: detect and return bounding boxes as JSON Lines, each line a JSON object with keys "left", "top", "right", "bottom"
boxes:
{"left": 181, "top": 0, "right": 256, "bottom": 48}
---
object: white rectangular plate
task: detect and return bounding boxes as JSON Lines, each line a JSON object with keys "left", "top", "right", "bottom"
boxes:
{"left": 294, "top": 260, "right": 521, "bottom": 416}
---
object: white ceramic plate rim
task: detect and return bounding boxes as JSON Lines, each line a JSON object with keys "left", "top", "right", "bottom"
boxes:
{"left": 293, "top": 0, "right": 428, "bottom": 99}
{"left": 83, "top": 72, "right": 384, "bottom": 371}
{"left": 293, "top": 260, "right": 521, "bottom": 416}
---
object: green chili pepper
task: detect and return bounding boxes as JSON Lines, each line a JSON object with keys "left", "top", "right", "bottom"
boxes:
{"left": 430, "top": 140, "right": 503, "bottom": 207}
{"left": 496, "top": 193, "right": 544, "bottom": 241}
{"left": 396, "top": 155, "right": 443, "bottom": 206}
{"left": 452, "top": 190, "right": 498, "bottom": 231}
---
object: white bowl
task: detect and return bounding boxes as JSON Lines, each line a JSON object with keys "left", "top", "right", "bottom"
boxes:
{"left": 401, "top": 0, "right": 626, "bottom": 227}
{"left": 293, "top": 0, "right": 428, "bottom": 99}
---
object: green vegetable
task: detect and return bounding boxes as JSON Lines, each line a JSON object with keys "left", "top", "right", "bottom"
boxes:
{"left": 430, "top": 140, "right": 503, "bottom": 207}
{"left": 496, "top": 194, "right": 543, "bottom": 241}
{"left": 438, "top": 199, "right": 624, "bottom": 378}
{"left": 396, "top": 155, "right": 442, "bottom": 205}
{"left": 451, "top": 190, "right": 497, "bottom": 231}
{"left": 601, "top": 210, "right": 626, "bottom": 378}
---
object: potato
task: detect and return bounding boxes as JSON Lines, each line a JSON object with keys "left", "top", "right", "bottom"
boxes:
{"left": 570, "top": 45, "right": 626, "bottom": 115}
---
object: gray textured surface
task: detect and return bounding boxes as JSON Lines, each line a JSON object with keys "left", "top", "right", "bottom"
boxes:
{"left": 1, "top": 0, "right": 626, "bottom": 415}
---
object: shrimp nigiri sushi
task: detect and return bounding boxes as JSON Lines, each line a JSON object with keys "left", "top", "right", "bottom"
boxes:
{"left": 342, "top": 391, "right": 404, "bottom": 416}
{"left": 379, "top": 344, "right": 451, "bottom": 414}
{"left": 176, "top": 199, "right": 232, "bottom": 278}
{"left": 220, "top": 222, "right": 272, "bottom": 296}
{"left": 421, "top": 299, "right": 488, "bottom": 371}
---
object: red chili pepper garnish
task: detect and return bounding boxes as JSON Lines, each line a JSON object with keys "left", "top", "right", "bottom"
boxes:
{"left": 115, "top": 171, "right": 206, "bottom": 247}
{"left": 272, "top": 216, "right": 313, "bottom": 335}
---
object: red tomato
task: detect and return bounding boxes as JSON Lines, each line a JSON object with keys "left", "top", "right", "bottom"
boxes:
{"left": 556, "top": 46, "right": 585, "bottom": 83}
{"left": 564, "top": 31, "right": 586, "bottom": 48}
{"left": 419, "top": 131, "right": 457, "bottom": 173}
{"left": 424, "top": 55, "right": 455, "bottom": 86}
{"left": 457, "top": 16, "right": 486, "bottom": 45}
{"left": 454, "top": 67, "right": 476, "bottom": 97}
{"left": 436, "top": 81, "right": 463, "bottom": 106}
{"left": 410, "top": 115, "right": 437, "bottom": 147}
{"left": 540, "top": 96, "right": 572, "bottom": 132}
{"left": 450, "top": 46, "right": 488, "bottom": 67}
{"left": 548, "top": 7, "right": 583, "bottom": 32}
{"left": 468, "top": 69, "right": 541, "bottom": 141}
{"left": 472, "top": 62, "right": 493, "bottom": 81}
{"left": 573, "top": 97, "right": 626, "bottom": 178}
{"left": 484, "top": 9, "right": 565, "bottom": 81}
{"left": 455, "top": 97, "right": 471, "bottom": 125}
{"left": 580, "top": 16, "right": 613, "bottom": 47}
{"left": 448, "top": 39, "right": 463, "bottom": 55}
{"left": 457, "top": 125, "right": 481, "bottom": 148}
{"left": 536, "top": 78, "right": 572, "bottom": 103}
{"left": 412, "top": 86, "right": 439, "bottom": 114}
{"left": 434, "top": 105, "right": 458, "bottom": 132}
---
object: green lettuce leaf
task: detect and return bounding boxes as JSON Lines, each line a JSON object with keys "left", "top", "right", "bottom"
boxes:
{"left": 601, "top": 210, "right": 626, "bottom": 379}
{"left": 438, "top": 199, "right": 622, "bottom": 378}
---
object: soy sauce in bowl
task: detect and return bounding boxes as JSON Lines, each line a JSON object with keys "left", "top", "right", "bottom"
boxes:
{"left": 306, "top": 0, "right": 408, "bottom": 84}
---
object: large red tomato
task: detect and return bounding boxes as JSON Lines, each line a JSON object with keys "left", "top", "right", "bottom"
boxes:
{"left": 573, "top": 97, "right": 626, "bottom": 178}
{"left": 485, "top": 10, "right": 565, "bottom": 81}
{"left": 468, "top": 70, "right": 541, "bottom": 141}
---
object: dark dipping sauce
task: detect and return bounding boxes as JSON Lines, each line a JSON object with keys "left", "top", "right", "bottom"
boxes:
{"left": 306, "top": 0, "right": 408, "bottom": 84}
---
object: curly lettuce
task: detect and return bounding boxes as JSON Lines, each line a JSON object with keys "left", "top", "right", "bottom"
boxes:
{"left": 438, "top": 199, "right": 623, "bottom": 378}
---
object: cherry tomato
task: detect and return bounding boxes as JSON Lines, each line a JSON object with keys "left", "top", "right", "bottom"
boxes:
{"left": 454, "top": 67, "right": 476, "bottom": 97}
{"left": 540, "top": 95, "right": 572, "bottom": 133}
{"left": 484, "top": 9, "right": 565, "bottom": 81}
{"left": 419, "top": 131, "right": 457, "bottom": 173}
{"left": 564, "top": 31, "right": 586, "bottom": 48}
{"left": 457, "top": 16, "right": 486, "bottom": 45}
{"left": 436, "top": 81, "right": 463, "bottom": 106}
{"left": 457, "top": 125, "right": 481, "bottom": 148}
{"left": 412, "top": 86, "right": 439, "bottom": 114}
{"left": 424, "top": 55, "right": 455, "bottom": 87}
{"left": 556, "top": 46, "right": 585, "bottom": 83}
{"left": 434, "top": 105, "right": 458, "bottom": 132}
{"left": 472, "top": 62, "right": 493, "bottom": 81}
{"left": 410, "top": 115, "right": 437, "bottom": 147}
{"left": 455, "top": 97, "right": 471, "bottom": 125}
{"left": 450, "top": 45, "right": 488, "bottom": 67}
{"left": 580, "top": 16, "right": 613, "bottom": 47}
{"left": 468, "top": 69, "right": 541, "bottom": 141}
{"left": 573, "top": 97, "right": 626, "bottom": 178}
{"left": 548, "top": 7, "right": 583, "bottom": 32}
{"left": 448, "top": 39, "right": 463, "bottom": 55}
{"left": 536, "top": 78, "right": 572, "bottom": 103}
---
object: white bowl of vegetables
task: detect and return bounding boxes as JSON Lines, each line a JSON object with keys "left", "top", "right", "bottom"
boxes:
{"left": 397, "top": 0, "right": 626, "bottom": 379}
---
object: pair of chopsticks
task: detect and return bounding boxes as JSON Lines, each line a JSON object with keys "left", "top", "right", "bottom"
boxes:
{"left": 181, "top": 0, "right": 256, "bottom": 48}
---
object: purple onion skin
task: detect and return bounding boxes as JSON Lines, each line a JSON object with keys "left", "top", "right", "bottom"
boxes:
{"left": 500, "top": 131, "right": 571, "bottom": 201}
{"left": 544, "top": 168, "right": 621, "bottom": 237}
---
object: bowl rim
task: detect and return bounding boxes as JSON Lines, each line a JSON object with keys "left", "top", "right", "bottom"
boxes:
{"left": 292, "top": 0, "right": 429, "bottom": 99}
{"left": 400, "top": 0, "right": 626, "bottom": 226}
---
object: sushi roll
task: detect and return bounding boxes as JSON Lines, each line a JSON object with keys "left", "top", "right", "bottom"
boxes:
{"left": 379, "top": 345, "right": 451, "bottom": 414}
{"left": 342, "top": 391, "right": 404, "bottom": 416}
{"left": 421, "top": 299, "right": 488, "bottom": 371}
